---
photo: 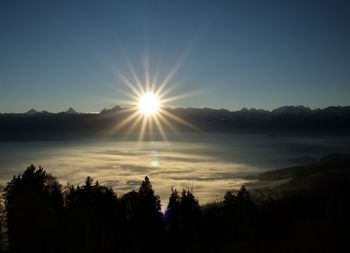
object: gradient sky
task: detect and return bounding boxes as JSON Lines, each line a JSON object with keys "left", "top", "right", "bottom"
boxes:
{"left": 1, "top": 0, "right": 350, "bottom": 113}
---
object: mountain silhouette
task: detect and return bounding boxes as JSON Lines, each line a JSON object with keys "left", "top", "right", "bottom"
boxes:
{"left": 25, "top": 109, "right": 49, "bottom": 114}
{"left": 100, "top": 105, "right": 123, "bottom": 114}
{"left": 64, "top": 107, "right": 78, "bottom": 114}
{"left": 1, "top": 105, "right": 350, "bottom": 140}
{"left": 271, "top": 105, "right": 312, "bottom": 115}
{"left": 26, "top": 108, "right": 38, "bottom": 114}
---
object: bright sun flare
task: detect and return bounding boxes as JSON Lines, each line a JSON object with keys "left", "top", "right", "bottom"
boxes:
{"left": 138, "top": 92, "right": 160, "bottom": 116}
{"left": 111, "top": 55, "right": 198, "bottom": 143}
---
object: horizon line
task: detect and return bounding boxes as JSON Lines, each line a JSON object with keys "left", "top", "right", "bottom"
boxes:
{"left": 1, "top": 104, "right": 350, "bottom": 115}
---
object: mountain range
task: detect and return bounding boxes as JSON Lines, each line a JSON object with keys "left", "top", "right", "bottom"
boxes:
{"left": 1, "top": 105, "right": 350, "bottom": 140}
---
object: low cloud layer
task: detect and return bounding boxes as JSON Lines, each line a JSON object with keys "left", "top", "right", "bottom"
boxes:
{"left": 1, "top": 134, "right": 349, "bottom": 207}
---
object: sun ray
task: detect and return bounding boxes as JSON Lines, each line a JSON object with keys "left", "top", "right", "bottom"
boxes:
{"left": 155, "top": 57, "right": 184, "bottom": 97}
{"left": 144, "top": 53, "right": 151, "bottom": 92}
{"left": 153, "top": 116, "right": 169, "bottom": 143}
{"left": 124, "top": 113, "right": 144, "bottom": 137}
{"left": 157, "top": 113, "right": 178, "bottom": 132}
{"left": 115, "top": 68, "right": 143, "bottom": 98}
{"left": 160, "top": 90, "right": 201, "bottom": 104}
{"left": 108, "top": 110, "right": 139, "bottom": 134}
{"left": 111, "top": 51, "right": 200, "bottom": 143}
{"left": 151, "top": 64, "right": 160, "bottom": 93}
{"left": 148, "top": 116, "right": 154, "bottom": 139}
{"left": 159, "top": 108, "right": 200, "bottom": 131}
{"left": 125, "top": 59, "right": 145, "bottom": 95}
{"left": 137, "top": 116, "right": 148, "bottom": 144}
{"left": 154, "top": 43, "right": 194, "bottom": 97}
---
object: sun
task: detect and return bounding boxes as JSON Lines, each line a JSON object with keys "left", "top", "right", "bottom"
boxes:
{"left": 138, "top": 92, "right": 160, "bottom": 116}
{"left": 109, "top": 54, "right": 199, "bottom": 142}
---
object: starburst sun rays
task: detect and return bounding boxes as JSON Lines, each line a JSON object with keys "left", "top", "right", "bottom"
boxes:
{"left": 108, "top": 57, "right": 199, "bottom": 144}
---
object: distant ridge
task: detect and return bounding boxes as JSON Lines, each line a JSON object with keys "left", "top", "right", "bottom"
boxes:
{"left": 100, "top": 105, "right": 123, "bottom": 114}
{"left": 25, "top": 109, "right": 49, "bottom": 114}
{"left": 26, "top": 108, "right": 38, "bottom": 114}
{"left": 14, "top": 105, "right": 350, "bottom": 115}
{"left": 64, "top": 107, "right": 78, "bottom": 114}
{"left": 271, "top": 105, "right": 312, "bottom": 115}
{"left": 2, "top": 105, "right": 350, "bottom": 140}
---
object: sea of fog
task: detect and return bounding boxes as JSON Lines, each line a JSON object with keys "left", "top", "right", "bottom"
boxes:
{"left": 1, "top": 133, "right": 350, "bottom": 206}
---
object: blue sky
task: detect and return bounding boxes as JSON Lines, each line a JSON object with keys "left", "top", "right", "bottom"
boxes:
{"left": 1, "top": 0, "right": 349, "bottom": 112}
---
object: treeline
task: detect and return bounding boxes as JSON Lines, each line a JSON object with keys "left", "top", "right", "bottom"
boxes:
{"left": 1, "top": 165, "right": 349, "bottom": 253}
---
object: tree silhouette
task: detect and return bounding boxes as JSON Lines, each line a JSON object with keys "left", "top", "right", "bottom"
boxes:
{"left": 119, "top": 189, "right": 139, "bottom": 251}
{"left": 237, "top": 185, "right": 250, "bottom": 203}
{"left": 235, "top": 185, "right": 257, "bottom": 240}
{"left": 165, "top": 187, "right": 181, "bottom": 231}
{"left": 164, "top": 187, "right": 181, "bottom": 252}
{"left": 180, "top": 188, "right": 200, "bottom": 229}
{"left": 177, "top": 188, "right": 201, "bottom": 251}
{"left": 138, "top": 176, "right": 161, "bottom": 212}
{"left": 224, "top": 190, "right": 237, "bottom": 209}
{"left": 4, "top": 165, "right": 63, "bottom": 253}
{"left": 0, "top": 186, "right": 6, "bottom": 252}
{"left": 135, "top": 176, "right": 164, "bottom": 252}
{"left": 3, "top": 164, "right": 349, "bottom": 253}
{"left": 64, "top": 176, "right": 119, "bottom": 253}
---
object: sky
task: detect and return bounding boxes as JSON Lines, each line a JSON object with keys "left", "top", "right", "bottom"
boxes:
{"left": 1, "top": 0, "right": 350, "bottom": 113}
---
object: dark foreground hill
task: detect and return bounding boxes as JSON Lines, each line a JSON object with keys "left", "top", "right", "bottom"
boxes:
{"left": 1, "top": 105, "right": 350, "bottom": 140}
{"left": 256, "top": 153, "right": 350, "bottom": 190}
{"left": 1, "top": 153, "right": 349, "bottom": 252}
